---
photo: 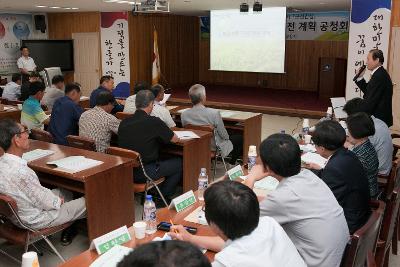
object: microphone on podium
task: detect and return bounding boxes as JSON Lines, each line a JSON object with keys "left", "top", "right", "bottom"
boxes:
{"left": 353, "top": 65, "right": 367, "bottom": 82}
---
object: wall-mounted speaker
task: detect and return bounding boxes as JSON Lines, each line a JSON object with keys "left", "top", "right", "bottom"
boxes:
{"left": 34, "top": 15, "right": 46, "bottom": 33}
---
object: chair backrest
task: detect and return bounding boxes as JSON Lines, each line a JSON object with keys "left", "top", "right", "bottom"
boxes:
{"left": 367, "top": 251, "right": 376, "bottom": 267}
{"left": 0, "top": 97, "right": 8, "bottom": 105}
{"left": 106, "top": 147, "right": 140, "bottom": 168}
{"left": 381, "top": 158, "right": 400, "bottom": 199}
{"left": 392, "top": 133, "right": 400, "bottom": 160}
{"left": 183, "top": 124, "right": 214, "bottom": 133}
{"left": 115, "top": 112, "right": 132, "bottom": 120}
{"left": 66, "top": 135, "right": 96, "bottom": 151}
{"left": 0, "top": 194, "right": 18, "bottom": 219}
{"left": 30, "top": 128, "right": 54, "bottom": 143}
{"left": 341, "top": 200, "right": 385, "bottom": 267}
{"left": 379, "top": 187, "right": 400, "bottom": 249}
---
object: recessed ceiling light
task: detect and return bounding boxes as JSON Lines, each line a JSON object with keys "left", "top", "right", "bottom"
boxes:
{"left": 71, "top": 7, "right": 79, "bottom": 10}
{"left": 36, "top": 5, "right": 48, "bottom": 8}
{"left": 104, "top": 0, "right": 119, "bottom": 2}
{"left": 117, "top": 1, "right": 129, "bottom": 3}
{"left": 319, "top": 2, "right": 326, "bottom": 4}
{"left": 64, "top": 7, "right": 72, "bottom": 9}
{"left": 50, "top": 6, "right": 61, "bottom": 9}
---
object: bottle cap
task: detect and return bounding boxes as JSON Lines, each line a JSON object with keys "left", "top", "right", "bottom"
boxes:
{"left": 327, "top": 107, "right": 333, "bottom": 114}
{"left": 302, "top": 119, "right": 310, "bottom": 128}
{"left": 146, "top": 195, "right": 152, "bottom": 201}
{"left": 248, "top": 145, "right": 257, "bottom": 156}
{"left": 201, "top": 168, "right": 206, "bottom": 173}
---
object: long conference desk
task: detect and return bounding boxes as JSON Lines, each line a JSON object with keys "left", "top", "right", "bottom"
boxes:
{"left": 169, "top": 106, "right": 262, "bottom": 164}
{"left": 27, "top": 140, "right": 135, "bottom": 242}
{"left": 0, "top": 105, "right": 21, "bottom": 122}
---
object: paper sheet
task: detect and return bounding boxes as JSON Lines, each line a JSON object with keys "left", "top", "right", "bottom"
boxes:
{"left": 2, "top": 106, "right": 15, "bottom": 111}
{"left": 184, "top": 206, "right": 208, "bottom": 226}
{"left": 220, "top": 110, "right": 237, "bottom": 118}
{"left": 152, "top": 233, "right": 172, "bottom": 241}
{"left": 330, "top": 97, "right": 347, "bottom": 119}
{"left": 301, "top": 152, "right": 328, "bottom": 167}
{"left": 177, "top": 108, "right": 190, "bottom": 114}
{"left": 22, "top": 149, "right": 54, "bottom": 162}
{"left": 47, "top": 156, "right": 103, "bottom": 173}
{"left": 299, "top": 144, "right": 316, "bottom": 153}
{"left": 90, "top": 245, "right": 133, "bottom": 267}
{"left": 80, "top": 96, "right": 90, "bottom": 101}
{"left": 254, "top": 176, "right": 280, "bottom": 191}
{"left": 174, "top": 131, "right": 200, "bottom": 140}
{"left": 159, "top": 94, "right": 171, "bottom": 105}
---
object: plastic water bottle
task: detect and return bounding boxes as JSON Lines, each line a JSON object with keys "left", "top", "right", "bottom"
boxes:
{"left": 302, "top": 119, "right": 310, "bottom": 135}
{"left": 248, "top": 145, "right": 257, "bottom": 171}
{"left": 326, "top": 107, "right": 333, "bottom": 120}
{"left": 197, "top": 168, "right": 208, "bottom": 201}
{"left": 144, "top": 195, "right": 157, "bottom": 234}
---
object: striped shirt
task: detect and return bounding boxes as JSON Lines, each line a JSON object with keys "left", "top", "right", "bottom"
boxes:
{"left": 79, "top": 106, "right": 120, "bottom": 152}
{"left": 21, "top": 96, "right": 49, "bottom": 130}
{"left": 352, "top": 140, "right": 379, "bottom": 198}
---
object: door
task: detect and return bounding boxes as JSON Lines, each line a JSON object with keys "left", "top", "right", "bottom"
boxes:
{"left": 72, "top": 32, "right": 100, "bottom": 97}
{"left": 388, "top": 27, "right": 400, "bottom": 131}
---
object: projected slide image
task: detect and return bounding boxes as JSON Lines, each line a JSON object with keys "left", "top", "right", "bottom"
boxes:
{"left": 211, "top": 8, "right": 286, "bottom": 73}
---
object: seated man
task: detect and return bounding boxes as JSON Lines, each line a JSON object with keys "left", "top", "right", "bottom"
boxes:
{"left": 41, "top": 74, "right": 65, "bottom": 110}
{"left": 20, "top": 81, "right": 50, "bottom": 130}
{"left": 19, "top": 71, "right": 41, "bottom": 101}
{"left": 346, "top": 112, "right": 379, "bottom": 199}
{"left": 123, "top": 82, "right": 150, "bottom": 113}
{"left": 118, "top": 240, "right": 211, "bottom": 267}
{"left": 309, "top": 120, "right": 371, "bottom": 234}
{"left": 79, "top": 91, "right": 121, "bottom": 153}
{"left": 1, "top": 73, "right": 21, "bottom": 101}
{"left": 0, "top": 119, "right": 86, "bottom": 245}
{"left": 169, "top": 180, "right": 306, "bottom": 267}
{"left": 118, "top": 90, "right": 182, "bottom": 201}
{"left": 243, "top": 133, "right": 349, "bottom": 267}
{"left": 90, "top": 75, "right": 124, "bottom": 114}
{"left": 49, "top": 83, "right": 83, "bottom": 145}
{"left": 181, "top": 84, "right": 243, "bottom": 165}
{"left": 343, "top": 97, "right": 393, "bottom": 176}
{"left": 150, "top": 84, "right": 176, "bottom": 128}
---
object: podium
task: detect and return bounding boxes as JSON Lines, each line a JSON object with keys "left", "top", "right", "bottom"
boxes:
{"left": 318, "top": 57, "right": 347, "bottom": 100}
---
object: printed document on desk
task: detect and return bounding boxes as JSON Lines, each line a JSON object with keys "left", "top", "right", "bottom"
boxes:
{"left": 174, "top": 131, "right": 200, "bottom": 140}
{"left": 159, "top": 93, "right": 171, "bottom": 106}
{"left": 331, "top": 97, "right": 347, "bottom": 119}
{"left": 301, "top": 152, "right": 328, "bottom": 167}
{"left": 22, "top": 149, "right": 55, "bottom": 162}
{"left": 47, "top": 156, "right": 103, "bottom": 173}
{"left": 90, "top": 245, "right": 133, "bottom": 267}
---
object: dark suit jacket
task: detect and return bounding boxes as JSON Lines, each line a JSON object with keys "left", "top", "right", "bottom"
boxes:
{"left": 315, "top": 147, "right": 371, "bottom": 234}
{"left": 355, "top": 66, "right": 393, "bottom": 127}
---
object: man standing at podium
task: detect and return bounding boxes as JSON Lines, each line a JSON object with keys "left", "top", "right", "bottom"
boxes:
{"left": 355, "top": 49, "right": 393, "bottom": 127}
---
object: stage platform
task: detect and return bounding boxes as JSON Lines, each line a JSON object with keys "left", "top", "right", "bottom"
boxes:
{"left": 169, "top": 85, "right": 329, "bottom": 119}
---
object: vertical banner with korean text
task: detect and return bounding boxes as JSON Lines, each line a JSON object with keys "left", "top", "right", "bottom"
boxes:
{"left": 345, "top": 0, "right": 392, "bottom": 99}
{"left": 100, "top": 12, "right": 130, "bottom": 98}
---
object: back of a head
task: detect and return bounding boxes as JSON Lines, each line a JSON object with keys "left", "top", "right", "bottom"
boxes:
{"left": 11, "top": 73, "right": 21, "bottom": 83}
{"left": 343, "top": 98, "right": 366, "bottom": 116}
{"left": 29, "top": 81, "right": 46, "bottom": 95}
{"left": 65, "top": 83, "right": 81, "bottom": 95}
{"left": 135, "top": 90, "right": 155, "bottom": 109}
{"left": 117, "top": 240, "right": 211, "bottom": 267}
{"left": 52, "top": 75, "right": 64, "bottom": 85}
{"left": 134, "top": 82, "right": 150, "bottom": 94}
{"left": 260, "top": 133, "right": 301, "bottom": 177}
{"left": 29, "top": 71, "right": 41, "bottom": 79}
{"left": 312, "top": 120, "right": 346, "bottom": 151}
{"left": 96, "top": 91, "right": 115, "bottom": 106}
{"left": 188, "top": 84, "right": 206, "bottom": 105}
{"left": 0, "top": 119, "right": 20, "bottom": 151}
{"left": 346, "top": 112, "right": 375, "bottom": 139}
{"left": 151, "top": 84, "right": 164, "bottom": 98}
{"left": 204, "top": 180, "right": 259, "bottom": 240}
{"left": 100, "top": 75, "right": 113, "bottom": 85}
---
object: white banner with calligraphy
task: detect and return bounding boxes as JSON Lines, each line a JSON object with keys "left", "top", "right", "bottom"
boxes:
{"left": 286, "top": 12, "right": 350, "bottom": 41}
{"left": 345, "top": 0, "right": 392, "bottom": 99}
{"left": 100, "top": 12, "right": 130, "bottom": 98}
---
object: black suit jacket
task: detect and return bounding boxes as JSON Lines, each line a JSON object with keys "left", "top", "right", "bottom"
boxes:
{"left": 315, "top": 148, "right": 371, "bottom": 234}
{"left": 355, "top": 66, "right": 393, "bottom": 127}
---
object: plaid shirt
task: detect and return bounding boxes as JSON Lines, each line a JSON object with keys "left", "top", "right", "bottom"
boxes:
{"left": 79, "top": 106, "right": 120, "bottom": 152}
{"left": 352, "top": 140, "right": 379, "bottom": 198}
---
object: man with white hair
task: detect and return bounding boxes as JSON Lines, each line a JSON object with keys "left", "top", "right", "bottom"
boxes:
{"left": 181, "top": 84, "right": 243, "bottom": 165}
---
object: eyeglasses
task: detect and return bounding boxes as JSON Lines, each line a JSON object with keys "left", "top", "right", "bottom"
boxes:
{"left": 16, "top": 127, "right": 30, "bottom": 136}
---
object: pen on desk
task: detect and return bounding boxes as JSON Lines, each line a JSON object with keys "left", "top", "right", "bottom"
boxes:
{"left": 170, "top": 219, "right": 178, "bottom": 234}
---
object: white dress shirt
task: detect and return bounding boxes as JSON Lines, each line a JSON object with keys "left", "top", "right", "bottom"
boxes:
{"left": 151, "top": 102, "right": 176, "bottom": 128}
{"left": 17, "top": 56, "right": 36, "bottom": 72}
{"left": 1, "top": 81, "right": 21, "bottom": 101}
{"left": 123, "top": 94, "right": 136, "bottom": 113}
{"left": 0, "top": 153, "right": 61, "bottom": 229}
{"left": 212, "top": 216, "right": 306, "bottom": 267}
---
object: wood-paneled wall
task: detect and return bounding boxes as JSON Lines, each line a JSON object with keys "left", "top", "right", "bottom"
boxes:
{"left": 391, "top": 0, "right": 400, "bottom": 26}
{"left": 128, "top": 14, "right": 199, "bottom": 89}
{"left": 199, "top": 39, "right": 349, "bottom": 92}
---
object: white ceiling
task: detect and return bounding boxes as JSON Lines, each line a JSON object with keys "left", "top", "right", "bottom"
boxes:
{"left": 0, "top": 0, "right": 351, "bottom": 15}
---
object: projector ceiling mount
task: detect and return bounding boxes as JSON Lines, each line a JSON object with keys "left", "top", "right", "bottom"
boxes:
{"left": 240, "top": 1, "right": 263, "bottom": 12}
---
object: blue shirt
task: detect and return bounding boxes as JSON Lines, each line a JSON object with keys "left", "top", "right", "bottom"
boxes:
{"left": 89, "top": 86, "right": 123, "bottom": 114}
{"left": 48, "top": 96, "right": 83, "bottom": 145}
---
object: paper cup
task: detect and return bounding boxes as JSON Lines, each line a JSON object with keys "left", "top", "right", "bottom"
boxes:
{"left": 304, "top": 134, "right": 312, "bottom": 144}
{"left": 21, "top": 252, "right": 39, "bottom": 267}
{"left": 0, "top": 104, "right": 4, "bottom": 111}
{"left": 17, "top": 104, "right": 23, "bottom": 110}
{"left": 133, "top": 221, "right": 147, "bottom": 239}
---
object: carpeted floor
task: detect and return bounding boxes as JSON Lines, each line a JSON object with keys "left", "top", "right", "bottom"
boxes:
{"left": 171, "top": 85, "right": 330, "bottom": 112}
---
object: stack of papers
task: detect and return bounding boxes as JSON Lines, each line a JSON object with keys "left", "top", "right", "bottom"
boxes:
{"left": 22, "top": 149, "right": 54, "bottom": 162}
{"left": 159, "top": 94, "right": 171, "bottom": 106}
{"left": 174, "top": 131, "right": 200, "bottom": 140}
{"left": 254, "top": 176, "right": 280, "bottom": 191}
{"left": 90, "top": 245, "right": 132, "bottom": 267}
{"left": 299, "top": 144, "right": 316, "bottom": 153}
{"left": 220, "top": 110, "right": 237, "bottom": 118}
{"left": 301, "top": 152, "right": 328, "bottom": 167}
{"left": 47, "top": 156, "right": 103, "bottom": 173}
{"left": 330, "top": 97, "right": 347, "bottom": 119}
